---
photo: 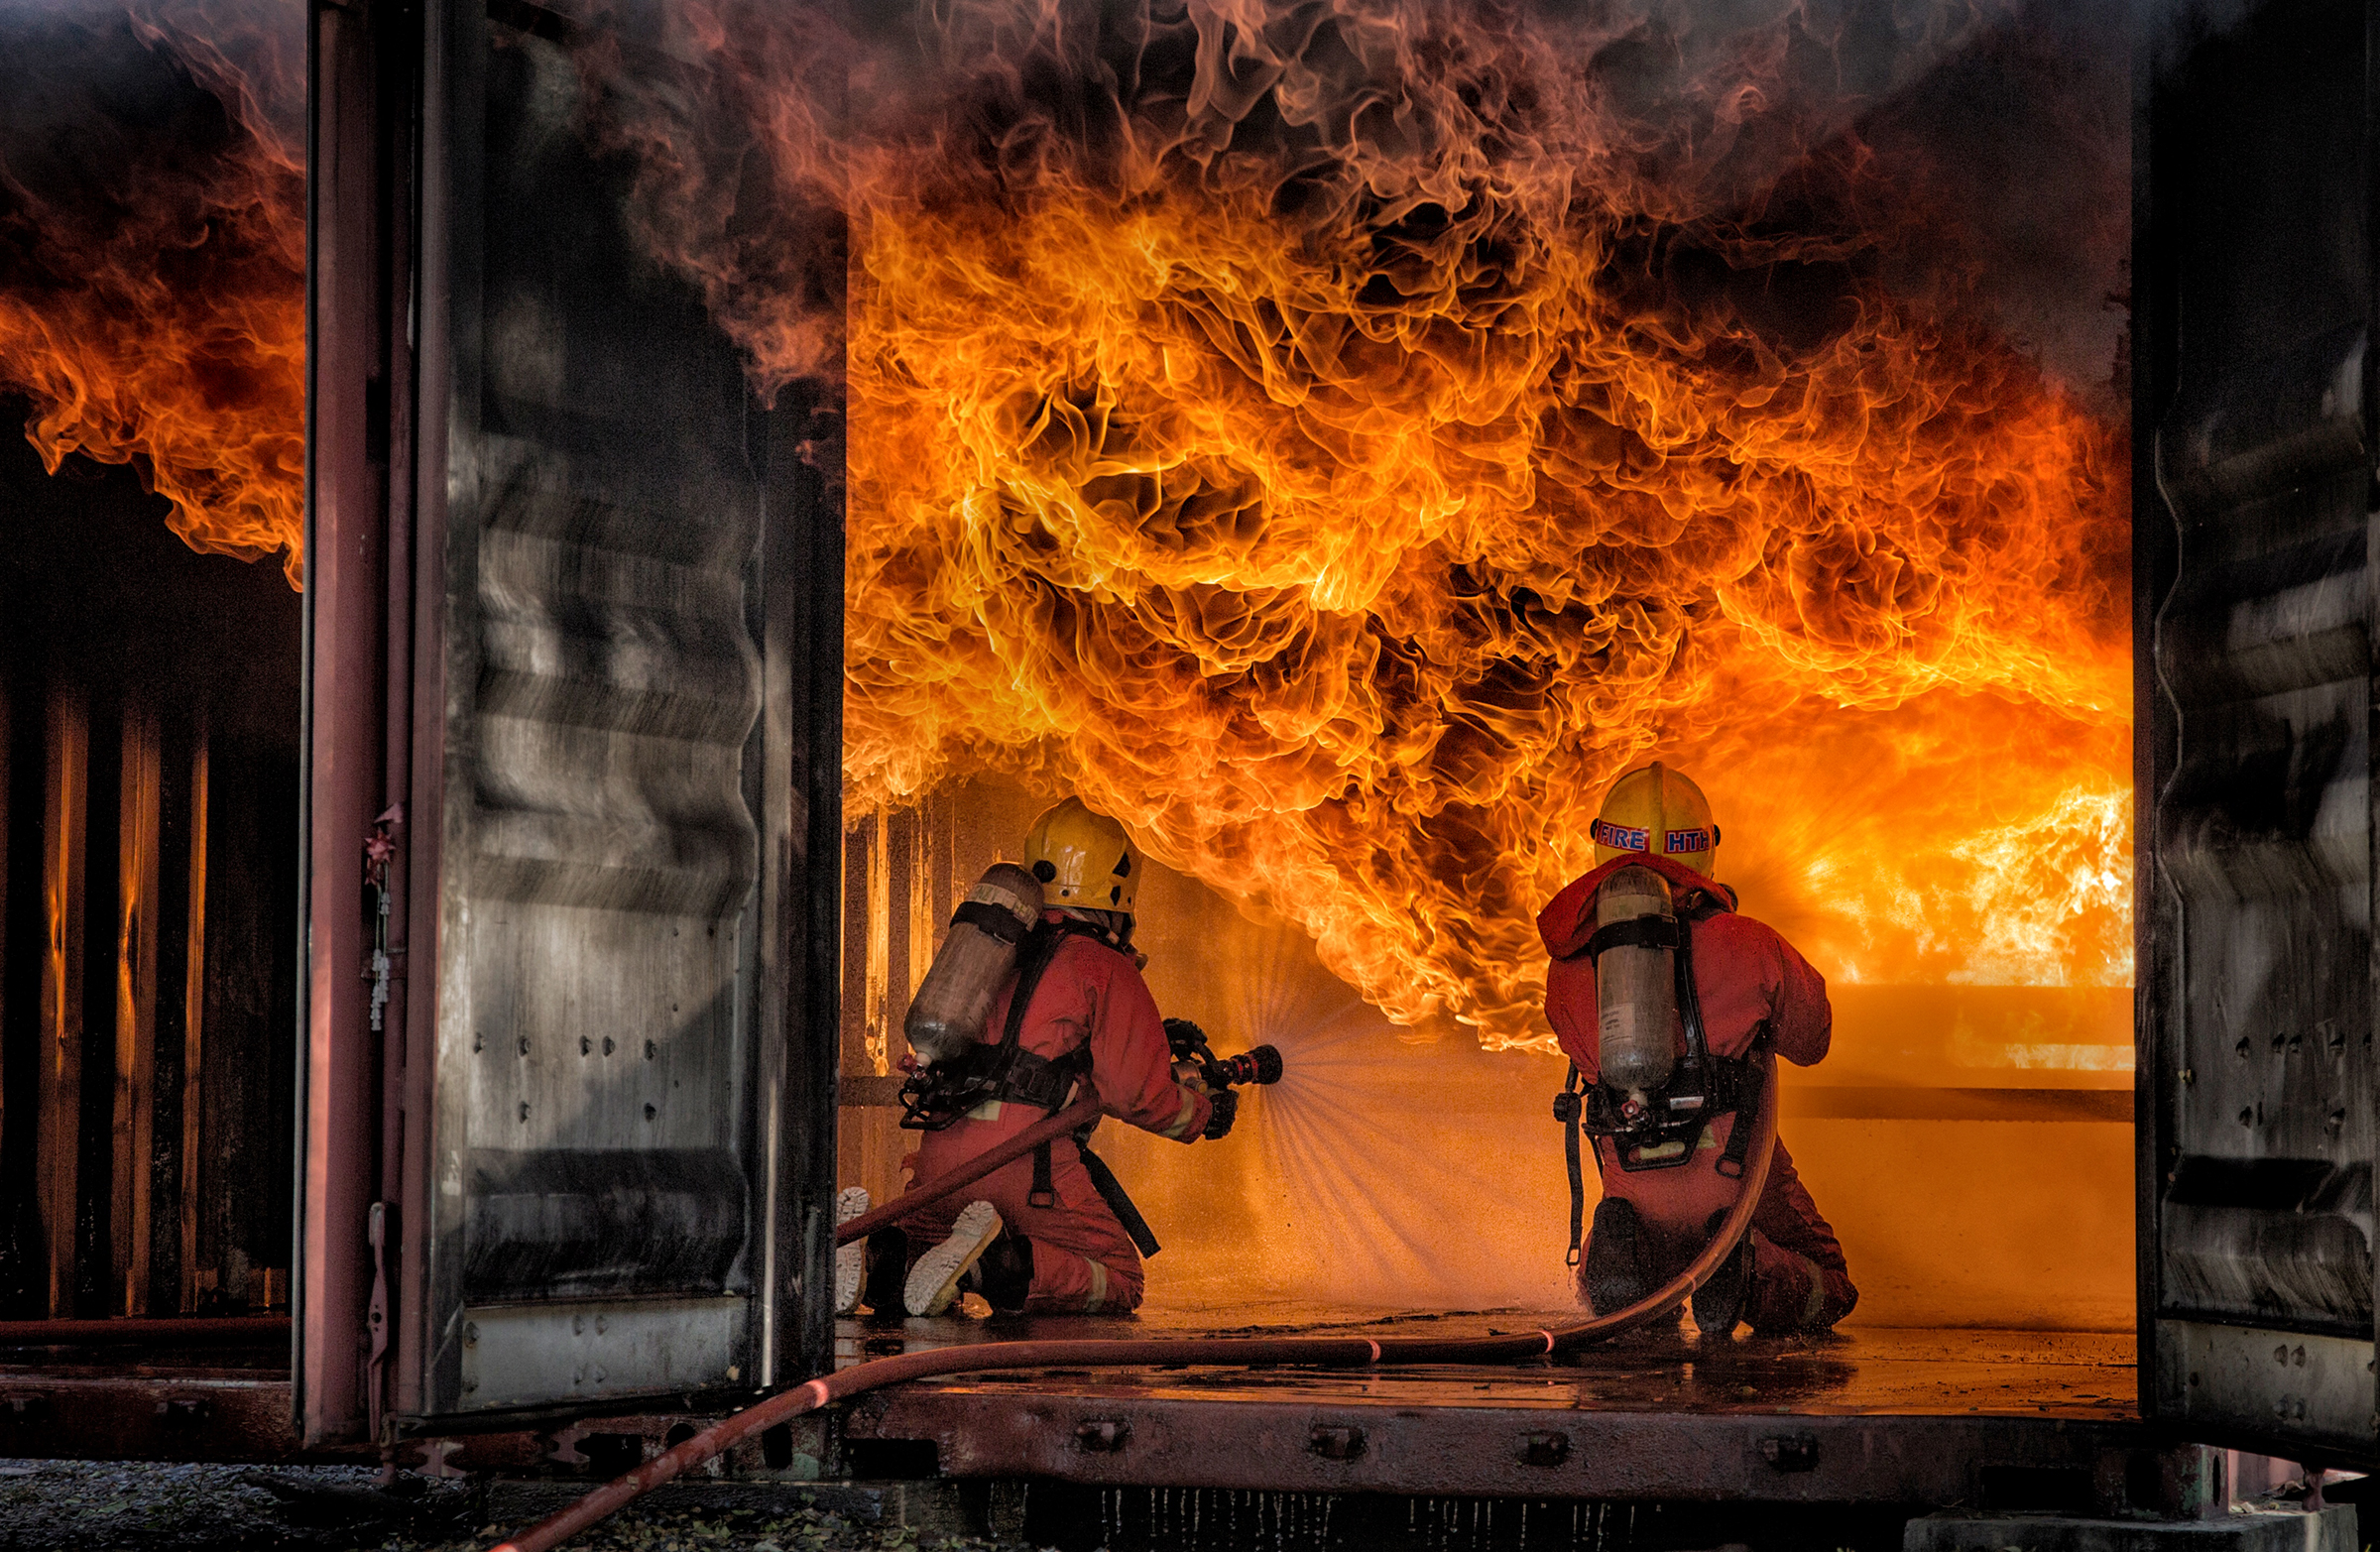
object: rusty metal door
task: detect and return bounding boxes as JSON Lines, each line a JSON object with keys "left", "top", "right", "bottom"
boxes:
{"left": 2137, "top": 0, "right": 2380, "bottom": 1467}
{"left": 299, "top": 0, "right": 841, "bottom": 1440}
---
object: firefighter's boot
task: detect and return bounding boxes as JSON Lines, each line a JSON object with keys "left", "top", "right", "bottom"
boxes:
{"left": 1690, "top": 1209, "right": 1755, "bottom": 1338}
{"left": 862, "top": 1225, "right": 909, "bottom": 1317}
{"left": 905, "top": 1200, "right": 1007, "bottom": 1317}
{"left": 833, "top": 1187, "right": 870, "bottom": 1316}
{"left": 1582, "top": 1198, "right": 1652, "bottom": 1315}
{"left": 968, "top": 1230, "right": 1035, "bottom": 1315}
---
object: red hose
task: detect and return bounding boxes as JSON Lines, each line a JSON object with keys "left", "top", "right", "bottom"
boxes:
{"left": 834, "top": 1094, "right": 1107, "bottom": 1247}
{"left": 487, "top": 1077, "right": 1779, "bottom": 1552}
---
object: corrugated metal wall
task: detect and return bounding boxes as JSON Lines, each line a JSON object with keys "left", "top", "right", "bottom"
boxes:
{"left": 2136, "top": 0, "right": 2380, "bottom": 1464}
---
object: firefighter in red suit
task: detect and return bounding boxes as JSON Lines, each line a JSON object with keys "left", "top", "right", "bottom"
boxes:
{"left": 1539, "top": 762, "right": 1857, "bottom": 1336}
{"left": 853, "top": 798, "right": 1225, "bottom": 1317}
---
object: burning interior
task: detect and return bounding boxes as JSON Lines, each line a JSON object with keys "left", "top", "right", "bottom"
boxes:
{"left": 0, "top": 0, "right": 2139, "bottom": 1436}
{"left": 702, "top": 0, "right": 2137, "bottom": 1330}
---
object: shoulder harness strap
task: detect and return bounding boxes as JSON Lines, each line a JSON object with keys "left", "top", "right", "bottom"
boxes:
{"left": 1556, "top": 1062, "right": 1591, "bottom": 1266}
{"left": 1002, "top": 918, "right": 1106, "bottom": 1209}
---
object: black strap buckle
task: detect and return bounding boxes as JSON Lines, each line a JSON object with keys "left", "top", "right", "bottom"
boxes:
{"left": 1028, "top": 1139, "right": 1056, "bottom": 1209}
{"left": 951, "top": 896, "right": 1031, "bottom": 945}
{"left": 1714, "top": 1060, "right": 1767, "bottom": 1179}
{"left": 1558, "top": 1062, "right": 1586, "bottom": 1266}
{"left": 1584, "top": 914, "right": 1682, "bottom": 964}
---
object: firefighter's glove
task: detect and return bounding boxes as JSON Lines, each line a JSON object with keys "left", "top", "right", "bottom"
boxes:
{"left": 1200, "top": 1087, "right": 1239, "bottom": 1140}
{"left": 1162, "top": 1017, "right": 1206, "bottom": 1063}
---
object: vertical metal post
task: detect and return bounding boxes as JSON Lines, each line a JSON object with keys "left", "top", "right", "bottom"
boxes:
{"left": 2364, "top": 0, "right": 2380, "bottom": 1455}
{"left": 864, "top": 807, "right": 891, "bottom": 1078}
{"left": 38, "top": 685, "right": 87, "bottom": 1317}
{"left": 298, "top": 0, "right": 392, "bottom": 1445}
{"left": 0, "top": 676, "right": 9, "bottom": 1237}
{"left": 2129, "top": 0, "right": 2169, "bottom": 1422}
{"left": 112, "top": 702, "right": 161, "bottom": 1315}
{"left": 178, "top": 726, "right": 208, "bottom": 1315}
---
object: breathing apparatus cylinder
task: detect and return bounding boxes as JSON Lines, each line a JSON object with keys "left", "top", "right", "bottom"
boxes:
{"left": 903, "top": 863, "right": 1046, "bottom": 1066}
{"left": 1595, "top": 864, "right": 1677, "bottom": 1112}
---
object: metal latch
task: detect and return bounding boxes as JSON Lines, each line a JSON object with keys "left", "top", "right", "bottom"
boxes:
{"left": 1760, "top": 1433, "right": 1820, "bottom": 1471}
{"left": 1308, "top": 1425, "right": 1366, "bottom": 1461}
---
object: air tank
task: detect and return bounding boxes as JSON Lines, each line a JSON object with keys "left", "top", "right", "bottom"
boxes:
{"left": 1595, "top": 864, "right": 1677, "bottom": 1102}
{"left": 903, "top": 862, "right": 1045, "bottom": 1065}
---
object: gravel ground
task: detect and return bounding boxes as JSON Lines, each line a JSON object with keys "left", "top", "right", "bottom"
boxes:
{"left": 0, "top": 1462, "right": 1044, "bottom": 1552}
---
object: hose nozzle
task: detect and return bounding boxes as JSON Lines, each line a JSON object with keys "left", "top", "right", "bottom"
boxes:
{"left": 1213, "top": 1044, "right": 1284, "bottom": 1088}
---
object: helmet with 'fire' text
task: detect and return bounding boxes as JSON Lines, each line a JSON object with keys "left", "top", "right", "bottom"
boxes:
{"left": 1590, "top": 762, "right": 1720, "bottom": 876}
{"left": 1023, "top": 797, "right": 1143, "bottom": 914}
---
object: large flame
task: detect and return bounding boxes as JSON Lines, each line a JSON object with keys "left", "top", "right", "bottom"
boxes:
{"left": 2, "top": 1, "right": 2131, "bottom": 1052}
{"left": 0, "top": 3, "right": 305, "bottom": 584}
{"left": 598, "top": 0, "right": 2130, "bottom": 1049}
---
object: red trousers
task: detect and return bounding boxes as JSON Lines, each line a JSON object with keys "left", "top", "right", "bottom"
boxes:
{"left": 902, "top": 1110, "right": 1142, "bottom": 1314}
{"left": 1583, "top": 1134, "right": 1857, "bottom": 1333}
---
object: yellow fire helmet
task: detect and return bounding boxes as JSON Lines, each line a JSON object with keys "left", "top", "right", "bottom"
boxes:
{"left": 1023, "top": 796, "right": 1143, "bottom": 914}
{"left": 1590, "top": 761, "right": 1720, "bottom": 876}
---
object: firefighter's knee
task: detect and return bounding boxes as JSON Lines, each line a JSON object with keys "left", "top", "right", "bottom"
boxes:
{"left": 1747, "top": 1241, "right": 1857, "bottom": 1334}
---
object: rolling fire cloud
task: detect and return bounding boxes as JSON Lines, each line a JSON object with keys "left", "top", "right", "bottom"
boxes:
{"left": 598, "top": 0, "right": 2132, "bottom": 1048}
{"left": 0, "top": 0, "right": 2133, "bottom": 1052}
{"left": 0, "top": 0, "right": 304, "bottom": 583}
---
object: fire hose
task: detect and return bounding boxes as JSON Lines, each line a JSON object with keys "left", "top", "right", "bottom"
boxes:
{"left": 487, "top": 1073, "right": 1779, "bottom": 1552}
{"left": 830, "top": 1093, "right": 1108, "bottom": 1248}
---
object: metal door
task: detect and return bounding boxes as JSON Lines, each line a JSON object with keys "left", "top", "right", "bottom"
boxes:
{"left": 299, "top": 0, "right": 842, "bottom": 1441}
{"left": 2137, "top": 0, "right": 2379, "bottom": 1466}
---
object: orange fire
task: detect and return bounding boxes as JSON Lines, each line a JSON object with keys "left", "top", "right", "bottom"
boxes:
{"left": 7, "top": 4, "right": 2132, "bottom": 1056}
{"left": 0, "top": 5, "right": 305, "bottom": 585}
{"left": 617, "top": 0, "right": 2129, "bottom": 1049}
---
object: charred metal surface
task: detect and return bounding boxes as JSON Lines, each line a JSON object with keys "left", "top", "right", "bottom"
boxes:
{"left": 305, "top": 0, "right": 843, "bottom": 1436}
{"left": 856, "top": 1384, "right": 2169, "bottom": 1505}
{"left": 416, "top": 2, "right": 768, "bottom": 1418}
{"left": 0, "top": 1366, "right": 759, "bottom": 1469}
{"left": 2136, "top": 0, "right": 2380, "bottom": 1464}
{"left": 0, "top": 1371, "right": 331, "bottom": 1465}
{"left": 0, "top": 1322, "right": 2221, "bottom": 1522}
{"left": 1018, "top": 1487, "right": 1925, "bottom": 1552}
{"left": 832, "top": 1322, "right": 2190, "bottom": 1507}
{"left": 461, "top": 1147, "right": 748, "bottom": 1301}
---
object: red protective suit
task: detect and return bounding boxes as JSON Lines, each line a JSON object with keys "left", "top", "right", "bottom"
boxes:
{"left": 1538, "top": 853, "right": 1857, "bottom": 1332}
{"left": 897, "top": 915, "right": 1210, "bottom": 1314}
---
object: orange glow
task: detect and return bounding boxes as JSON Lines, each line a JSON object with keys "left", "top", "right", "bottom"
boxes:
{"left": 15, "top": 3, "right": 2134, "bottom": 1054}
{"left": 0, "top": 8, "right": 305, "bottom": 584}
{"left": 702, "top": 0, "right": 2132, "bottom": 1050}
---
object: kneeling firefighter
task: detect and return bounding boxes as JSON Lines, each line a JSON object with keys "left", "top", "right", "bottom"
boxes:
{"left": 839, "top": 797, "right": 1244, "bottom": 1317}
{"left": 1539, "top": 763, "right": 1857, "bottom": 1336}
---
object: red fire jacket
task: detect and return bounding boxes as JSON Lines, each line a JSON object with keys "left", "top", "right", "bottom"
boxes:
{"left": 1537, "top": 853, "right": 1831, "bottom": 1227}
{"left": 975, "top": 914, "right": 1212, "bottom": 1140}
{"left": 905, "top": 914, "right": 1209, "bottom": 1311}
